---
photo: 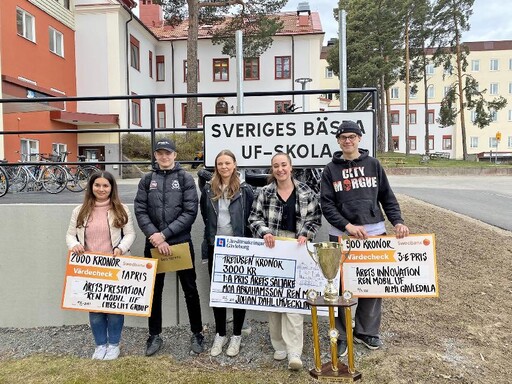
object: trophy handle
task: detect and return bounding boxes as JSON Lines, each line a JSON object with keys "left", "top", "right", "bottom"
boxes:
{"left": 305, "top": 241, "right": 318, "bottom": 263}
{"left": 341, "top": 234, "right": 352, "bottom": 263}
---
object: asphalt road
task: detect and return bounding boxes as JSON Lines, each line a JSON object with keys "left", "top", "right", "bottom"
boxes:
{"left": 1, "top": 175, "right": 511, "bottom": 231}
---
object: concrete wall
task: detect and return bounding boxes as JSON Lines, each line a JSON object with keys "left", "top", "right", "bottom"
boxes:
{"left": 0, "top": 204, "right": 221, "bottom": 328}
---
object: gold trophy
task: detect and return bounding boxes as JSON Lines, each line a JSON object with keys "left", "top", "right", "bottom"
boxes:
{"left": 306, "top": 239, "right": 361, "bottom": 382}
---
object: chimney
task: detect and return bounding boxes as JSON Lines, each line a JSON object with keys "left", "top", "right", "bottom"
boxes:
{"left": 296, "top": 2, "right": 311, "bottom": 16}
{"left": 139, "top": 0, "right": 162, "bottom": 28}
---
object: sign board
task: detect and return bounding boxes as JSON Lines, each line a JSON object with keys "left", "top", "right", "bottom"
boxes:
{"left": 203, "top": 111, "right": 375, "bottom": 167}
{"left": 61, "top": 251, "right": 158, "bottom": 317}
{"left": 209, "top": 236, "right": 339, "bottom": 316}
{"left": 340, "top": 234, "right": 438, "bottom": 298}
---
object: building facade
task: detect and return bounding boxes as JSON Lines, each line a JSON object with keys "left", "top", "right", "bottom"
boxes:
{"left": 389, "top": 41, "right": 512, "bottom": 160}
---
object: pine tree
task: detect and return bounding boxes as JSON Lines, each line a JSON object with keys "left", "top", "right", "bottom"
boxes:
{"left": 431, "top": 0, "right": 506, "bottom": 160}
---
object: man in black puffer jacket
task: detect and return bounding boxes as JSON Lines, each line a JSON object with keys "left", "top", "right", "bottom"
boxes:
{"left": 134, "top": 138, "right": 204, "bottom": 357}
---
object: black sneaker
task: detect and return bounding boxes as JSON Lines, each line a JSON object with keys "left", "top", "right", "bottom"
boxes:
{"left": 191, "top": 332, "right": 204, "bottom": 354}
{"left": 145, "top": 334, "right": 163, "bottom": 356}
{"left": 337, "top": 339, "right": 348, "bottom": 357}
{"left": 353, "top": 333, "right": 383, "bottom": 350}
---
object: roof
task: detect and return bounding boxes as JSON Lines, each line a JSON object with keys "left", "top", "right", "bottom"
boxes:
{"left": 149, "top": 11, "right": 323, "bottom": 41}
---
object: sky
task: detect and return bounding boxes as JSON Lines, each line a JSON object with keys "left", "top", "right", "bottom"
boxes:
{"left": 282, "top": 0, "right": 512, "bottom": 44}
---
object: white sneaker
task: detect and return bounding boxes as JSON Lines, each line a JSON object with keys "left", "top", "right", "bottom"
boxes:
{"left": 210, "top": 334, "right": 228, "bottom": 357}
{"left": 288, "top": 352, "right": 303, "bottom": 370}
{"left": 226, "top": 335, "right": 242, "bottom": 357}
{"left": 103, "top": 344, "right": 120, "bottom": 360}
{"left": 273, "top": 350, "right": 287, "bottom": 361}
{"left": 92, "top": 345, "right": 107, "bottom": 360}
{"left": 241, "top": 320, "right": 252, "bottom": 336}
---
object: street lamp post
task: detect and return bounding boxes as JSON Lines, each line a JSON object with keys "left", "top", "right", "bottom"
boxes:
{"left": 295, "top": 77, "right": 312, "bottom": 112}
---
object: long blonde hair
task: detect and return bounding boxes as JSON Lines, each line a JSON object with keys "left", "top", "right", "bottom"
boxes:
{"left": 76, "top": 171, "right": 128, "bottom": 228}
{"left": 210, "top": 150, "right": 240, "bottom": 200}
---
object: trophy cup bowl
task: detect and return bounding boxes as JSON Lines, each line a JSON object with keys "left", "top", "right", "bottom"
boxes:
{"left": 306, "top": 241, "right": 346, "bottom": 302}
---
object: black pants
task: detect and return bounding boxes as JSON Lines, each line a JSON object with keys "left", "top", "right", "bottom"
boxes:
{"left": 145, "top": 239, "right": 203, "bottom": 335}
{"left": 207, "top": 244, "right": 245, "bottom": 336}
{"left": 329, "top": 234, "right": 382, "bottom": 340}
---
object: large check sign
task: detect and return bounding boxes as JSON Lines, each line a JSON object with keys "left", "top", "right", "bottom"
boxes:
{"left": 62, "top": 251, "right": 158, "bottom": 317}
{"left": 210, "top": 236, "right": 338, "bottom": 316}
{"left": 341, "top": 234, "right": 438, "bottom": 298}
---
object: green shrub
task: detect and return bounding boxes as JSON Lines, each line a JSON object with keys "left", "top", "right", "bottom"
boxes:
{"left": 122, "top": 132, "right": 204, "bottom": 161}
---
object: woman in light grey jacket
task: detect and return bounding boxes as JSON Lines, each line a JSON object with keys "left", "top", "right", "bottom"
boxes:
{"left": 66, "top": 171, "right": 135, "bottom": 361}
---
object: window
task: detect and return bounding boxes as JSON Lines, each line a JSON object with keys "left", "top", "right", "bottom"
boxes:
{"left": 390, "top": 111, "right": 399, "bottom": 124}
{"left": 213, "top": 58, "right": 229, "bottom": 81}
{"left": 509, "top": 58, "right": 512, "bottom": 70}
{"left": 130, "top": 35, "right": 140, "bottom": 70}
{"left": 156, "top": 55, "right": 165, "bottom": 81}
{"left": 428, "top": 110, "right": 435, "bottom": 124}
{"left": 509, "top": 82, "right": 512, "bottom": 95}
{"left": 426, "top": 63, "right": 435, "bottom": 75}
{"left": 427, "top": 85, "right": 435, "bottom": 99}
{"left": 444, "top": 86, "right": 452, "bottom": 96}
{"left": 489, "top": 137, "right": 498, "bottom": 148}
{"left": 442, "top": 135, "right": 452, "bottom": 150}
{"left": 157, "top": 104, "right": 166, "bottom": 128}
{"left": 508, "top": 136, "right": 512, "bottom": 148}
{"left": 244, "top": 58, "right": 260, "bottom": 80}
{"left": 490, "top": 59, "right": 499, "bottom": 71}
{"left": 183, "top": 60, "right": 200, "bottom": 82}
{"left": 149, "top": 51, "right": 153, "bottom": 78}
{"left": 408, "top": 136, "right": 417, "bottom": 151}
{"left": 52, "top": 143, "right": 67, "bottom": 156}
{"left": 471, "top": 110, "right": 477, "bottom": 123}
{"left": 321, "top": 93, "right": 334, "bottom": 100}
{"left": 325, "top": 67, "right": 334, "bottom": 78}
{"left": 275, "top": 56, "right": 291, "bottom": 79}
{"left": 390, "top": 87, "right": 399, "bottom": 99}
{"left": 181, "top": 103, "right": 203, "bottom": 125}
{"left": 490, "top": 109, "right": 497, "bottom": 122}
{"left": 20, "top": 139, "right": 39, "bottom": 161}
{"left": 471, "top": 60, "right": 480, "bottom": 72}
{"left": 508, "top": 110, "right": 512, "bottom": 121}
{"left": 490, "top": 83, "right": 499, "bottom": 95}
{"left": 49, "top": 28, "right": 64, "bottom": 56}
{"left": 470, "top": 137, "right": 479, "bottom": 148}
{"left": 131, "top": 94, "right": 141, "bottom": 126}
{"left": 428, "top": 136, "right": 434, "bottom": 151}
{"left": 409, "top": 88, "right": 418, "bottom": 99}
{"left": 392, "top": 136, "right": 399, "bottom": 150}
{"left": 16, "top": 8, "right": 35, "bottom": 42}
{"left": 409, "top": 110, "right": 417, "bottom": 124}
{"left": 443, "top": 65, "right": 453, "bottom": 76}
{"left": 275, "top": 100, "right": 292, "bottom": 113}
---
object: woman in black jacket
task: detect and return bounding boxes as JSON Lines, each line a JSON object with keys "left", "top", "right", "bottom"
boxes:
{"left": 200, "top": 149, "right": 254, "bottom": 357}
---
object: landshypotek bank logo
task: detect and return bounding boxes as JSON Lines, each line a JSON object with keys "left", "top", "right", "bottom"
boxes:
{"left": 216, "top": 238, "right": 226, "bottom": 247}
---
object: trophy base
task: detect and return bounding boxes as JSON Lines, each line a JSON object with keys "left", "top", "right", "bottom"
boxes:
{"left": 309, "top": 362, "right": 362, "bottom": 382}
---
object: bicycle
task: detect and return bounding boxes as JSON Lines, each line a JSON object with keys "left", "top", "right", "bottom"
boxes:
{"left": 6, "top": 153, "right": 67, "bottom": 194}
{"left": 0, "top": 160, "right": 9, "bottom": 197}
{"left": 55, "top": 152, "right": 98, "bottom": 192}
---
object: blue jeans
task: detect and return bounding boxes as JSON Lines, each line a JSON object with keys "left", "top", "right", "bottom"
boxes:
{"left": 89, "top": 312, "right": 124, "bottom": 345}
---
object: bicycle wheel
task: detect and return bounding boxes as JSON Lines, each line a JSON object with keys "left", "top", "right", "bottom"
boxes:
{"left": 80, "top": 165, "right": 99, "bottom": 178}
{"left": 0, "top": 168, "right": 9, "bottom": 197}
{"left": 41, "top": 165, "right": 67, "bottom": 194}
{"left": 7, "top": 166, "right": 28, "bottom": 193}
{"left": 65, "top": 167, "right": 87, "bottom": 192}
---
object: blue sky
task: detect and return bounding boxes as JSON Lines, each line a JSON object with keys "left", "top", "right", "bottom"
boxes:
{"left": 282, "top": 0, "right": 512, "bottom": 44}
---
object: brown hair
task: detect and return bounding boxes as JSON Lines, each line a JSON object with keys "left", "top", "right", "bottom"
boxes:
{"left": 267, "top": 152, "right": 293, "bottom": 184}
{"left": 210, "top": 150, "right": 240, "bottom": 200}
{"left": 76, "top": 171, "right": 128, "bottom": 228}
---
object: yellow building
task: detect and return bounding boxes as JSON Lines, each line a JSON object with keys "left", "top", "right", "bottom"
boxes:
{"left": 389, "top": 40, "right": 512, "bottom": 161}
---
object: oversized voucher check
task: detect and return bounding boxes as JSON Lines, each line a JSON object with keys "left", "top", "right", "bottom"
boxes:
{"left": 61, "top": 251, "right": 158, "bottom": 317}
{"left": 340, "top": 234, "right": 438, "bottom": 298}
{"left": 210, "top": 236, "right": 339, "bottom": 316}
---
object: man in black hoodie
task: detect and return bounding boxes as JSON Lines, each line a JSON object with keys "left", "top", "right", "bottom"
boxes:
{"left": 320, "top": 120, "right": 409, "bottom": 357}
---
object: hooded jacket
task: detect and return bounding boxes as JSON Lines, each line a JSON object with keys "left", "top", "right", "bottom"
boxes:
{"left": 200, "top": 180, "right": 254, "bottom": 245}
{"left": 134, "top": 163, "right": 198, "bottom": 245}
{"left": 320, "top": 149, "right": 404, "bottom": 232}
